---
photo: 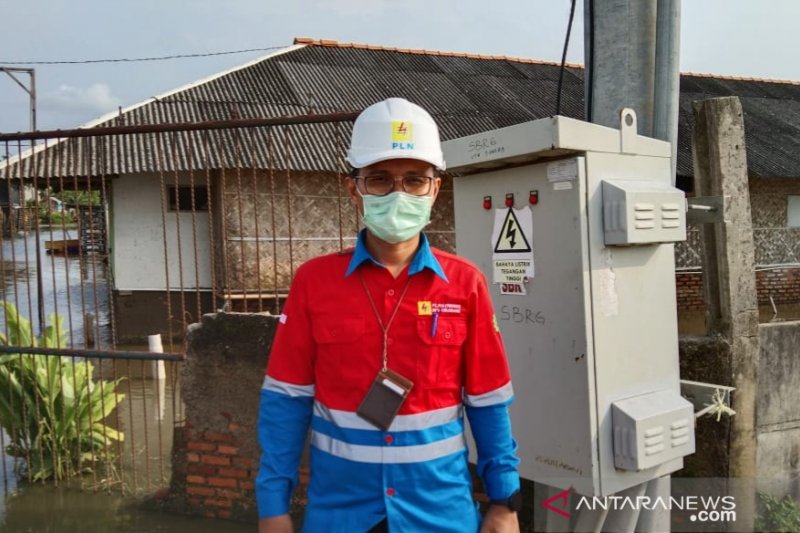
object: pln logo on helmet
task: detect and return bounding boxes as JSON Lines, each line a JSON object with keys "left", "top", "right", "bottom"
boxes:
{"left": 391, "top": 121, "right": 414, "bottom": 150}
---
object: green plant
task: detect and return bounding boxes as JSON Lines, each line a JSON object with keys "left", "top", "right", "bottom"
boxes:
{"left": 40, "top": 210, "right": 76, "bottom": 226}
{"left": 58, "top": 190, "right": 101, "bottom": 207}
{"left": 0, "top": 301, "right": 124, "bottom": 481}
{"left": 756, "top": 492, "right": 800, "bottom": 533}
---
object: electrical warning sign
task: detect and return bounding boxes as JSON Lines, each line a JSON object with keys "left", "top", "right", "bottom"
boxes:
{"left": 494, "top": 208, "right": 532, "bottom": 253}
{"left": 490, "top": 206, "right": 535, "bottom": 286}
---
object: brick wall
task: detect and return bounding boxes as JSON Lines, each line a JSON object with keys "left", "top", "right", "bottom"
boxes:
{"left": 675, "top": 268, "right": 800, "bottom": 310}
{"left": 756, "top": 268, "right": 800, "bottom": 304}
{"left": 676, "top": 272, "right": 705, "bottom": 310}
{"left": 180, "top": 426, "right": 255, "bottom": 519}
{"left": 161, "top": 312, "right": 277, "bottom": 522}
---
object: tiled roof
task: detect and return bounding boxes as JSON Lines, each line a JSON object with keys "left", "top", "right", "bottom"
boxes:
{"left": 4, "top": 38, "right": 800, "bottom": 179}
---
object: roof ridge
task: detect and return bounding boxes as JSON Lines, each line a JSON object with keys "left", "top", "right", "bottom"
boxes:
{"left": 681, "top": 70, "right": 800, "bottom": 86}
{"left": 294, "top": 37, "right": 800, "bottom": 86}
{"left": 76, "top": 44, "right": 304, "bottom": 130}
{"left": 292, "top": 37, "right": 583, "bottom": 69}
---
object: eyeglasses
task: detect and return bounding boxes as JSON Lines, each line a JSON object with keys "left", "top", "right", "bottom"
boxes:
{"left": 355, "top": 173, "right": 435, "bottom": 197}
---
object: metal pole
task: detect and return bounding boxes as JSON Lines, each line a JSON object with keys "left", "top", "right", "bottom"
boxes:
{"left": 583, "top": 3, "right": 681, "bottom": 531}
{"left": 0, "top": 67, "right": 36, "bottom": 132}
{"left": 583, "top": 0, "right": 658, "bottom": 135}
{"left": 654, "top": 0, "right": 682, "bottom": 184}
{"left": 0, "top": 67, "right": 43, "bottom": 332}
{"left": 29, "top": 69, "right": 37, "bottom": 133}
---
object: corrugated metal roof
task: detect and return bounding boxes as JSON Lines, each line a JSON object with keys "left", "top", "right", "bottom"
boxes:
{"left": 4, "top": 39, "right": 800, "bottom": 179}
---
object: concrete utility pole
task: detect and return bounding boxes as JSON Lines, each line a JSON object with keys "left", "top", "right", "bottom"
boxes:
{"left": 692, "top": 96, "right": 758, "bottom": 533}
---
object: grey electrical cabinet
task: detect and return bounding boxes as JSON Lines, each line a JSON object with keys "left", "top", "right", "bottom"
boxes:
{"left": 443, "top": 110, "right": 694, "bottom": 497}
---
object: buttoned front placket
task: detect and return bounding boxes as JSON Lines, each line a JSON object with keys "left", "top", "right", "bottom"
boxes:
{"left": 359, "top": 265, "right": 415, "bottom": 524}
{"left": 382, "top": 274, "right": 407, "bottom": 351}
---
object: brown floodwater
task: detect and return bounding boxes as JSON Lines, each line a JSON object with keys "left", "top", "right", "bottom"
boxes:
{"left": 0, "top": 484, "right": 254, "bottom": 532}
{"left": 0, "top": 369, "right": 254, "bottom": 532}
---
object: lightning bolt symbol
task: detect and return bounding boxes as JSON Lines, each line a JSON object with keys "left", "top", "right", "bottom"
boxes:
{"left": 505, "top": 220, "right": 517, "bottom": 248}
{"left": 398, "top": 122, "right": 406, "bottom": 134}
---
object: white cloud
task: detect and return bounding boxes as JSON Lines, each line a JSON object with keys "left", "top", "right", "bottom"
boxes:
{"left": 40, "top": 83, "right": 122, "bottom": 114}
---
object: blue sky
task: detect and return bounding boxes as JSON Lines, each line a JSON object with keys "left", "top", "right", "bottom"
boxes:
{"left": 1, "top": 0, "right": 799, "bottom": 133}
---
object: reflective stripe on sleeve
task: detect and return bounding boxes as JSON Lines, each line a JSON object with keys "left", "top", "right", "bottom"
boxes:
{"left": 262, "top": 375, "right": 315, "bottom": 397}
{"left": 311, "top": 430, "right": 466, "bottom": 464}
{"left": 313, "top": 401, "right": 462, "bottom": 431}
{"left": 464, "top": 381, "right": 514, "bottom": 407}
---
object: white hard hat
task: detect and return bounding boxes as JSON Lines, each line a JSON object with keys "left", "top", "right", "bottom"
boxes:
{"left": 347, "top": 97, "right": 446, "bottom": 170}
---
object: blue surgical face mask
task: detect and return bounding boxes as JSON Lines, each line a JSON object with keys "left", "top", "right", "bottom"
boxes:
{"left": 360, "top": 191, "right": 434, "bottom": 244}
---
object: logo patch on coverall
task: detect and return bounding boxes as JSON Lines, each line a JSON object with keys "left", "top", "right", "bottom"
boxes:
{"left": 418, "top": 302, "right": 462, "bottom": 316}
{"left": 432, "top": 303, "right": 461, "bottom": 314}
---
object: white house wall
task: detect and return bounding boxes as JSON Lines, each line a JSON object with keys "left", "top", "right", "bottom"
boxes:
{"left": 113, "top": 173, "right": 211, "bottom": 290}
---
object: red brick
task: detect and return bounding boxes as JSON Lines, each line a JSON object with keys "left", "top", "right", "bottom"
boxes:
{"left": 217, "top": 510, "right": 232, "bottom": 519}
{"left": 215, "top": 488, "right": 242, "bottom": 499}
{"left": 204, "top": 498, "right": 233, "bottom": 508}
{"left": 187, "top": 464, "right": 217, "bottom": 476}
{"left": 187, "top": 452, "right": 200, "bottom": 463}
{"left": 186, "top": 475, "right": 206, "bottom": 484}
{"left": 188, "top": 441, "right": 217, "bottom": 452}
{"left": 187, "top": 497, "right": 202, "bottom": 507}
{"left": 208, "top": 477, "right": 238, "bottom": 489}
{"left": 201, "top": 455, "right": 231, "bottom": 466}
{"left": 219, "top": 468, "right": 249, "bottom": 479}
{"left": 187, "top": 486, "right": 215, "bottom": 497}
{"left": 240, "top": 481, "right": 255, "bottom": 490}
{"left": 233, "top": 457, "right": 255, "bottom": 468}
{"left": 217, "top": 445, "right": 238, "bottom": 455}
{"left": 204, "top": 431, "right": 234, "bottom": 443}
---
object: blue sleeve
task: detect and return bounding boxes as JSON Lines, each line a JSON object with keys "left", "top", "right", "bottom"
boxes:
{"left": 256, "top": 388, "right": 314, "bottom": 518}
{"left": 466, "top": 400, "right": 520, "bottom": 500}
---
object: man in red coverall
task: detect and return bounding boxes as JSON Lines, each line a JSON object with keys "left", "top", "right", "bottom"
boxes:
{"left": 257, "top": 97, "right": 521, "bottom": 533}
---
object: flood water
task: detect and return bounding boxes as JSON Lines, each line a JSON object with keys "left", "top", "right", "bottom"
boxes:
{"left": 0, "top": 226, "right": 111, "bottom": 348}
{"left": 0, "top": 230, "right": 256, "bottom": 531}
{"left": 0, "top": 485, "right": 252, "bottom": 532}
{"left": 0, "top": 364, "right": 252, "bottom": 532}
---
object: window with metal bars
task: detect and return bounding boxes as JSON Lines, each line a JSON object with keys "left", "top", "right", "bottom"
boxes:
{"left": 168, "top": 186, "right": 208, "bottom": 212}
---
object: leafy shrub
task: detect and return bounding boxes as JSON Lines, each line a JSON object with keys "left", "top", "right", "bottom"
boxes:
{"left": 756, "top": 492, "right": 800, "bottom": 533}
{"left": 40, "top": 210, "right": 76, "bottom": 226}
{"left": 0, "top": 301, "right": 124, "bottom": 481}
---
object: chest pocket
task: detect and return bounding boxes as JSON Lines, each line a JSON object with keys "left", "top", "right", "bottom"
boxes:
{"left": 415, "top": 316, "right": 467, "bottom": 387}
{"left": 312, "top": 314, "right": 365, "bottom": 385}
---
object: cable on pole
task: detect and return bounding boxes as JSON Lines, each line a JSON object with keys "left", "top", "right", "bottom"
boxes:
{"left": 556, "top": 0, "right": 578, "bottom": 117}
